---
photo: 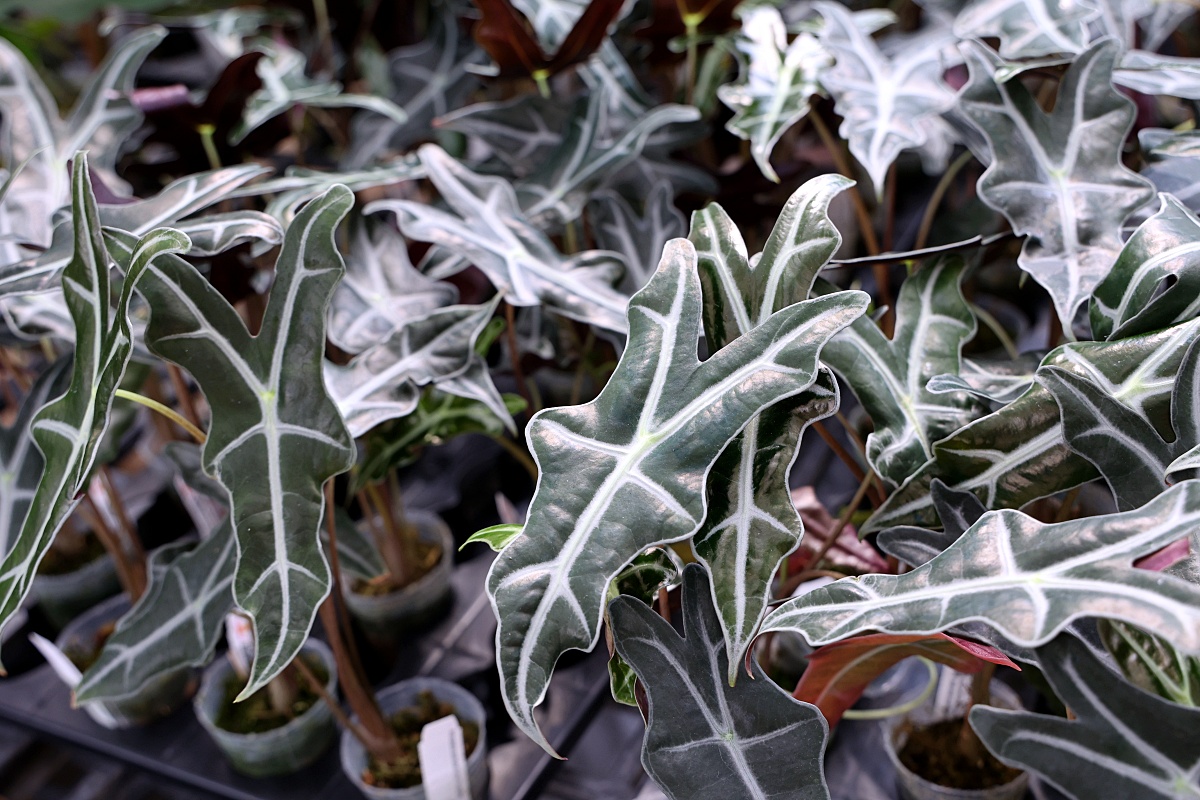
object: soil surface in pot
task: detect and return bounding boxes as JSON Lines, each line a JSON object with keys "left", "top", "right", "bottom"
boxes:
{"left": 352, "top": 540, "right": 441, "bottom": 597}
{"left": 899, "top": 718, "right": 1023, "bottom": 790}
{"left": 38, "top": 532, "right": 106, "bottom": 576}
{"left": 216, "top": 656, "right": 329, "bottom": 734}
{"left": 363, "top": 690, "right": 480, "bottom": 789}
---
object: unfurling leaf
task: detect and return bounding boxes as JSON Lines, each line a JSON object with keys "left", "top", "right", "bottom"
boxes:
{"left": 794, "top": 632, "right": 1018, "bottom": 726}
{"left": 487, "top": 237, "right": 867, "bottom": 751}
{"left": 471, "top": 0, "right": 624, "bottom": 80}
{"left": 610, "top": 565, "right": 831, "bottom": 800}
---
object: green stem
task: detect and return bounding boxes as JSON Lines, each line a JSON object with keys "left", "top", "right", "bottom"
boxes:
{"left": 532, "top": 69, "right": 551, "bottom": 99}
{"left": 915, "top": 150, "right": 974, "bottom": 251}
{"left": 115, "top": 389, "right": 206, "bottom": 444}
{"left": 684, "top": 20, "right": 699, "bottom": 105}
{"left": 841, "top": 658, "right": 939, "bottom": 721}
{"left": 196, "top": 124, "right": 221, "bottom": 172}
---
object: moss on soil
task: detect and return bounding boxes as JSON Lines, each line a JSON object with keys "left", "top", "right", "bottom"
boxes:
{"left": 363, "top": 690, "right": 480, "bottom": 789}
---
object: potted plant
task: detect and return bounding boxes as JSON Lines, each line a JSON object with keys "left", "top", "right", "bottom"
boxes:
{"left": 468, "top": 2, "right": 1200, "bottom": 790}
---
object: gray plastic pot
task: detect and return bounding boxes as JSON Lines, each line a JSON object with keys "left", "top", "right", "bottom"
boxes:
{"left": 339, "top": 677, "right": 488, "bottom": 800}
{"left": 342, "top": 510, "right": 454, "bottom": 648}
{"left": 56, "top": 593, "right": 197, "bottom": 728}
{"left": 883, "top": 671, "right": 1029, "bottom": 800}
{"left": 33, "top": 551, "right": 121, "bottom": 629}
{"left": 194, "top": 640, "right": 339, "bottom": 778}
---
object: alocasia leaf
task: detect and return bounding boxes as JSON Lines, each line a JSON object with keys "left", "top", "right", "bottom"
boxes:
{"left": 867, "top": 318, "right": 1200, "bottom": 531}
{"left": 876, "top": 478, "right": 987, "bottom": 566}
{"left": 762, "top": 480, "right": 1200, "bottom": 654}
{"left": 952, "top": 0, "right": 1094, "bottom": 57}
{"left": 959, "top": 39, "right": 1154, "bottom": 329}
{"left": 1102, "top": 613, "right": 1200, "bottom": 708}
{"left": 0, "top": 155, "right": 190, "bottom": 651}
{"left": 687, "top": 174, "right": 853, "bottom": 683}
{"left": 73, "top": 522, "right": 236, "bottom": 703}
{"left": 1115, "top": 51, "right": 1200, "bottom": 100}
{"left": 814, "top": 2, "right": 959, "bottom": 197}
{"left": 0, "top": 358, "right": 70, "bottom": 555}
{"left": 609, "top": 564, "right": 832, "bottom": 800}
{"left": 819, "top": 259, "right": 983, "bottom": 487}
{"left": 794, "top": 632, "right": 1018, "bottom": 726}
{"left": 1091, "top": 194, "right": 1200, "bottom": 341}
{"left": 587, "top": 185, "right": 685, "bottom": 295}
{"left": 0, "top": 27, "right": 165, "bottom": 263}
{"left": 230, "top": 40, "right": 407, "bottom": 145}
{"left": 436, "top": 94, "right": 572, "bottom": 176}
{"left": 486, "top": 238, "right": 867, "bottom": 751}
{"left": 716, "top": 6, "right": 829, "bottom": 183}
{"left": 972, "top": 635, "right": 1200, "bottom": 799}
{"left": 0, "top": 163, "right": 274, "bottom": 299}
{"left": 605, "top": 547, "right": 681, "bottom": 707}
{"left": 325, "top": 299, "right": 500, "bottom": 438}
{"left": 369, "top": 145, "right": 630, "bottom": 333}
{"left": 327, "top": 219, "right": 457, "bottom": 354}
{"left": 926, "top": 354, "right": 1043, "bottom": 406}
{"left": 128, "top": 186, "right": 356, "bottom": 700}
{"left": 1138, "top": 130, "right": 1200, "bottom": 215}
{"left": 344, "top": 6, "right": 483, "bottom": 168}
{"left": 515, "top": 90, "right": 700, "bottom": 226}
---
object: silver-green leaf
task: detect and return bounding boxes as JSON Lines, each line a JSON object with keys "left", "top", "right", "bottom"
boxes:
{"left": 370, "top": 145, "right": 630, "bottom": 333}
{"left": 959, "top": 39, "right": 1154, "bottom": 329}
{"left": 0, "top": 155, "right": 189, "bottom": 652}
{"left": 763, "top": 480, "right": 1200, "bottom": 654}
{"left": 487, "top": 237, "right": 867, "bottom": 751}
{"left": 130, "top": 186, "right": 356, "bottom": 700}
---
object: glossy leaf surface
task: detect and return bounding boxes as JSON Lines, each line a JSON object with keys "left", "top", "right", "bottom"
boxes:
{"left": 610, "top": 565, "right": 831, "bottom": 800}
{"left": 487, "top": 238, "right": 867, "bottom": 751}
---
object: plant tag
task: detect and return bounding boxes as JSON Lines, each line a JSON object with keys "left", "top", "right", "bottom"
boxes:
{"left": 224, "top": 613, "right": 254, "bottom": 680}
{"left": 418, "top": 714, "right": 471, "bottom": 800}
{"left": 28, "top": 633, "right": 119, "bottom": 729}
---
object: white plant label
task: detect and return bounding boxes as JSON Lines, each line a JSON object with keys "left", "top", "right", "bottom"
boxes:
{"left": 28, "top": 633, "right": 119, "bottom": 729}
{"left": 418, "top": 714, "right": 471, "bottom": 800}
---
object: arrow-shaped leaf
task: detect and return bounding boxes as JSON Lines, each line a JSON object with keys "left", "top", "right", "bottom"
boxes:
{"left": 487, "top": 239, "right": 867, "bottom": 751}
{"left": 972, "top": 635, "right": 1200, "bottom": 799}
{"left": 232, "top": 156, "right": 424, "bottom": 224}
{"left": 325, "top": 299, "right": 500, "bottom": 438}
{"left": 0, "top": 358, "right": 71, "bottom": 555}
{"left": 129, "top": 186, "right": 356, "bottom": 699}
{"left": 952, "top": 0, "right": 1094, "bottom": 58}
{"left": 762, "top": 480, "right": 1200, "bottom": 654}
{"left": 959, "top": 39, "right": 1154, "bottom": 328}
{"left": 866, "top": 318, "right": 1200, "bottom": 531}
{"left": 73, "top": 522, "right": 236, "bottom": 703}
{"left": 1, "top": 163, "right": 275, "bottom": 300}
{"left": 716, "top": 7, "right": 829, "bottom": 183}
{"left": 609, "top": 564, "right": 832, "bottom": 800}
{"left": 1091, "top": 194, "right": 1200, "bottom": 341}
{"left": 345, "top": 5, "right": 483, "bottom": 168}
{"left": 814, "top": 2, "right": 959, "bottom": 197}
{"left": 1137, "top": 130, "right": 1200, "bottom": 217}
{"left": 370, "top": 145, "right": 630, "bottom": 333}
{"left": 876, "top": 478, "right": 987, "bottom": 566}
{"left": 819, "top": 259, "right": 983, "bottom": 487}
{"left": 328, "top": 219, "right": 457, "bottom": 354}
{"left": 587, "top": 185, "right": 684, "bottom": 295}
{"left": 515, "top": 89, "right": 699, "bottom": 226}
{"left": 688, "top": 174, "right": 853, "bottom": 683}
{"left": 926, "top": 354, "right": 1043, "bottom": 407}
{"left": 0, "top": 155, "right": 189, "bottom": 650}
